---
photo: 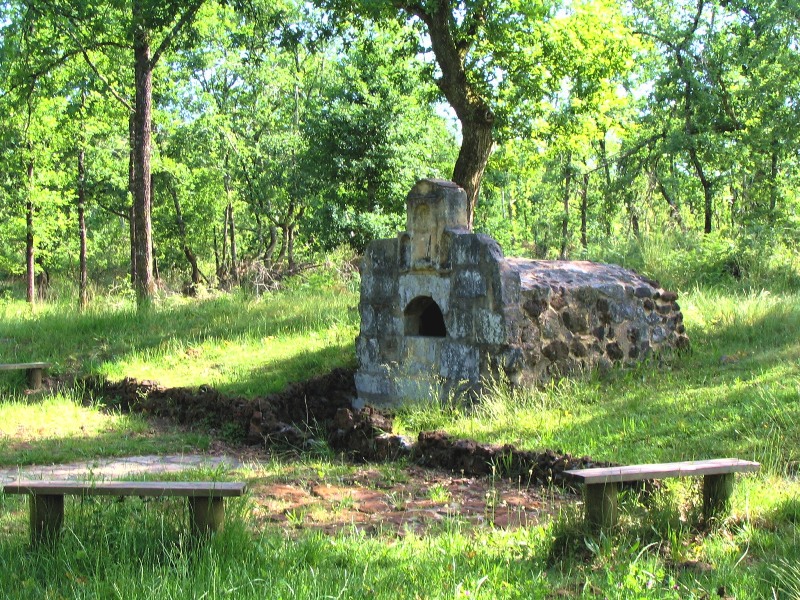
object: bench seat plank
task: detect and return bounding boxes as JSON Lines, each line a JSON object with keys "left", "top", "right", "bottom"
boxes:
{"left": 3, "top": 480, "right": 247, "bottom": 498}
{"left": 0, "top": 362, "right": 52, "bottom": 389}
{"left": 564, "top": 458, "right": 760, "bottom": 485}
{"left": 0, "top": 362, "right": 52, "bottom": 371}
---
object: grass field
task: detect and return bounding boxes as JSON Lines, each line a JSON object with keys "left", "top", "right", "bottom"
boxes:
{"left": 0, "top": 269, "right": 799, "bottom": 598}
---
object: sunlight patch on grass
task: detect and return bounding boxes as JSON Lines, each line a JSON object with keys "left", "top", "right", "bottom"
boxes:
{"left": 98, "top": 322, "right": 357, "bottom": 394}
{"left": 0, "top": 393, "right": 139, "bottom": 443}
{"left": 0, "top": 284, "right": 359, "bottom": 397}
{"left": 0, "top": 393, "right": 209, "bottom": 466}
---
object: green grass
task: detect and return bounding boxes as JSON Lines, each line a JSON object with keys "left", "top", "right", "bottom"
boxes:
{"left": 396, "top": 288, "right": 800, "bottom": 471}
{"left": 0, "top": 393, "right": 209, "bottom": 466}
{"left": 0, "top": 278, "right": 359, "bottom": 396}
{"left": 1, "top": 276, "right": 800, "bottom": 597}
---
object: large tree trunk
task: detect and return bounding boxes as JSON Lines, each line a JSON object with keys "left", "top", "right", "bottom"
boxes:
{"left": 132, "top": 7, "right": 155, "bottom": 306}
{"left": 78, "top": 147, "right": 89, "bottom": 310}
{"left": 26, "top": 155, "right": 35, "bottom": 306}
{"left": 410, "top": 2, "right": 495, "bottom": 230}
{"left": 128, "top": 114, "right": 137, "bottom": 286}
{"left": 451, "top": 115, "right": 494, "bottom": 228}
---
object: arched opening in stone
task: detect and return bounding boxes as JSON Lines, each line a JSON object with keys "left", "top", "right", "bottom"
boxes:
{"left": 404, "top": 296, "right": 447, "bottom": 337}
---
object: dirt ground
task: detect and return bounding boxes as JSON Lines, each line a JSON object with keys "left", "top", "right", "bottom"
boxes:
{"left": 247, "top": 464, "right": 572, "bottom": 535}
{"left": 78, "top": 369, "right": 605, "bottom": 534}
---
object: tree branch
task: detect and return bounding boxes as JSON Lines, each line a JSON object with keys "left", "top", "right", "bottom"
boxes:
{"left": 62, "top": 27, "right": 134, "bottom": 113}
{"left": 151, "top": 1, "right": 206, "bottom": 67}
{"left": 95, "top": 199, "right": 129, "bottom": 220}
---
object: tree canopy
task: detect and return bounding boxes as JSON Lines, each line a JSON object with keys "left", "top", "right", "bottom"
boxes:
{"left": 1, "top": 0, "right": 799, "bottom": 304}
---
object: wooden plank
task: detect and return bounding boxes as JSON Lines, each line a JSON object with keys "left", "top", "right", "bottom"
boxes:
{"left": 0, "top": 362, "right": 52, "bottom": 371}
{"left": 30, "top": 494, "right": 64, "bottom": 546}
{"left": 585, "top": 482, "right": 618, "bottom": 529}
{"left": 564, "top": 458, "right": 760, "bottom": 484}
{"left": 3, "top": 480, "right": 247, "bottom": 498}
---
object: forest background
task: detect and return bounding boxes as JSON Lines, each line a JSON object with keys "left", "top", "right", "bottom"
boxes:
{"left": 1, "top": 0, "right": 798, "bottom": 305}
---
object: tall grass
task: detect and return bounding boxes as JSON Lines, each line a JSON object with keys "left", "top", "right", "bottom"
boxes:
{"left": 0, "top": 276, "right": 359, "bottom": 396}
{"left": 396, "top": 289, "right": 800, "bottom": 472}
{"left": 588, "top": 229, "right": 800, "bottom": 292}
{"left": 0, "top": 392, "right": 208, "bottom": 466}
{"left": 1, "top": 259, "right": 800, "bottom": 598}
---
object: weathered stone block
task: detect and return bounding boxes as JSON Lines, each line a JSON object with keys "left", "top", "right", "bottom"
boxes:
{"left": 398, "top": 273, "right": 452, "bottom": 314}
{"left": 358, "top": 304, "right": 376, "bottom": 336}
{"left": 454, "top": 270, "right": 487, "bottom": 298}
{"left": 440, "top": 342, "right": 480, "bottom": 382}
{"left": 451, "top": 235, "right": 483, "bottom": 266}
{"left": 355, "top": 336, "right": 380, "bottom": 365}
{"left": 374, "top": 310, "right": 402, "bottom": 337}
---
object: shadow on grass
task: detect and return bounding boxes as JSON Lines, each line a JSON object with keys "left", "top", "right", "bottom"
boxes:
{"left": 211, "top": 344, "right": 357, "bottom": 397}
{"left": 466, "top": 323, "right": 799, "bottom": 469}
{"left": 0, "top": 290, "right": 358, "bottom": 396}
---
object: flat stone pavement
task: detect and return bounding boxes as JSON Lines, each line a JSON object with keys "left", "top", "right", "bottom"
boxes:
{"left": 0, "top": 454, "right": 242, "bottom": 484}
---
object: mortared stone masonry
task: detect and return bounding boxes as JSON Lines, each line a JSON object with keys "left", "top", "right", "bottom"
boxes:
{"left": 355, "top": 179, "right": 688, "bottom": 408}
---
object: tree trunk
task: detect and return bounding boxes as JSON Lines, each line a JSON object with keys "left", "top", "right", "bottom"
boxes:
{"left": 128, "top": 113, "right": 137, "bottom": 286}
{"left": 287, "top": 224, "right": 296, "bottom": 270}
{"left": 228, "top": 202, "right": 238, "bottom": 283}
{"left": 580, "top": 172, "right": 589, "bottom": 250}
{"left": 35, "top": 256, "right": 49, "bottom": 301}
{"left": 77, "top": 147, "right": 89, "bottom": 310}
{"left": 222, "top": 152, "right": 238, "bottom": 282}
{"left": 219, "top": 206, "right": 230, "bottom": 284}
{"left": 132, "top": 7, "right": 155, "bottom": 306}
{"left": 688, "top": 146, "right": 713, "bottom": 234}
{"left": 559, "top": 154, "right": 572, "bottom": 260}
{"left": 654, "top": 169, "right": 686, "bottom": 232}
{"left": 452, "top": 116, "right": 494, "bottom": 229}
{"left": 264, "top": 225, "right": 277, "bottom": 265}
{"left": 169, "top": 180, "right": 202, "bottom": 286}
{"left": 277, "top": 225, "right": 288, "bottom": 264}
{"left": 213, "top": 227, "right": 220, "bottom": 280}
{"left": 768, "top": 148, "right": 779, "bottom": 220}
{"left": 625, "top": 190, "right": 640, "bottom": 238}
{"left": 26, "top": 155, "right": 35, "bottom": 306}
{"left": 410, "top": 2, "right": 495, "bottom": 230}
{"left": 599, "top": 138, "right": 613, "bottom": 237}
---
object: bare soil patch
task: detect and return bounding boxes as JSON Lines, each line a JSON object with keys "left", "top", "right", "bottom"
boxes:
{"left": 80, "top": 368, "right": 614, "bottom": 533}
{"left": 249, "top": 465, "right": 571, "bottom": 536}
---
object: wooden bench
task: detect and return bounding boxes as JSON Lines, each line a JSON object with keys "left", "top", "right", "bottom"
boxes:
{"left": 0, "top": 362, "right": 51, "bottom": 390}
{"left": 3, "top": 480, "right": 247, "bottom": 545}
{"left": 564, "top": 458, "right": 760, "bottom": 529}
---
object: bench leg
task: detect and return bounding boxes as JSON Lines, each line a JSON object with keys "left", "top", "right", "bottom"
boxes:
{"left": 187, "top": 497, "right": 225, "bottom": 535}
{"left": 30, "top": 494, "right": 64, "bottom": 545}
{"left": 585, "top": 482, "right": 619, "bottom": 530}
{"left": 703, "top": 473, "right": 735, "bottom": 523}
{"left": 26, "top": 368, "right": 43, "bottom": 390}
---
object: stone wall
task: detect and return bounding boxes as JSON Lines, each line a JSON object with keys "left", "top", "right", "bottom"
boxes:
{"left": 355, "top": 179, "right": 688, "bottom": 408}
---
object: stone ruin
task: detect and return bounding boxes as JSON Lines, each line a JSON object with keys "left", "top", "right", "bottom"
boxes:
{"left": 355, "top": 179, "right": 689, "bottom": 408}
